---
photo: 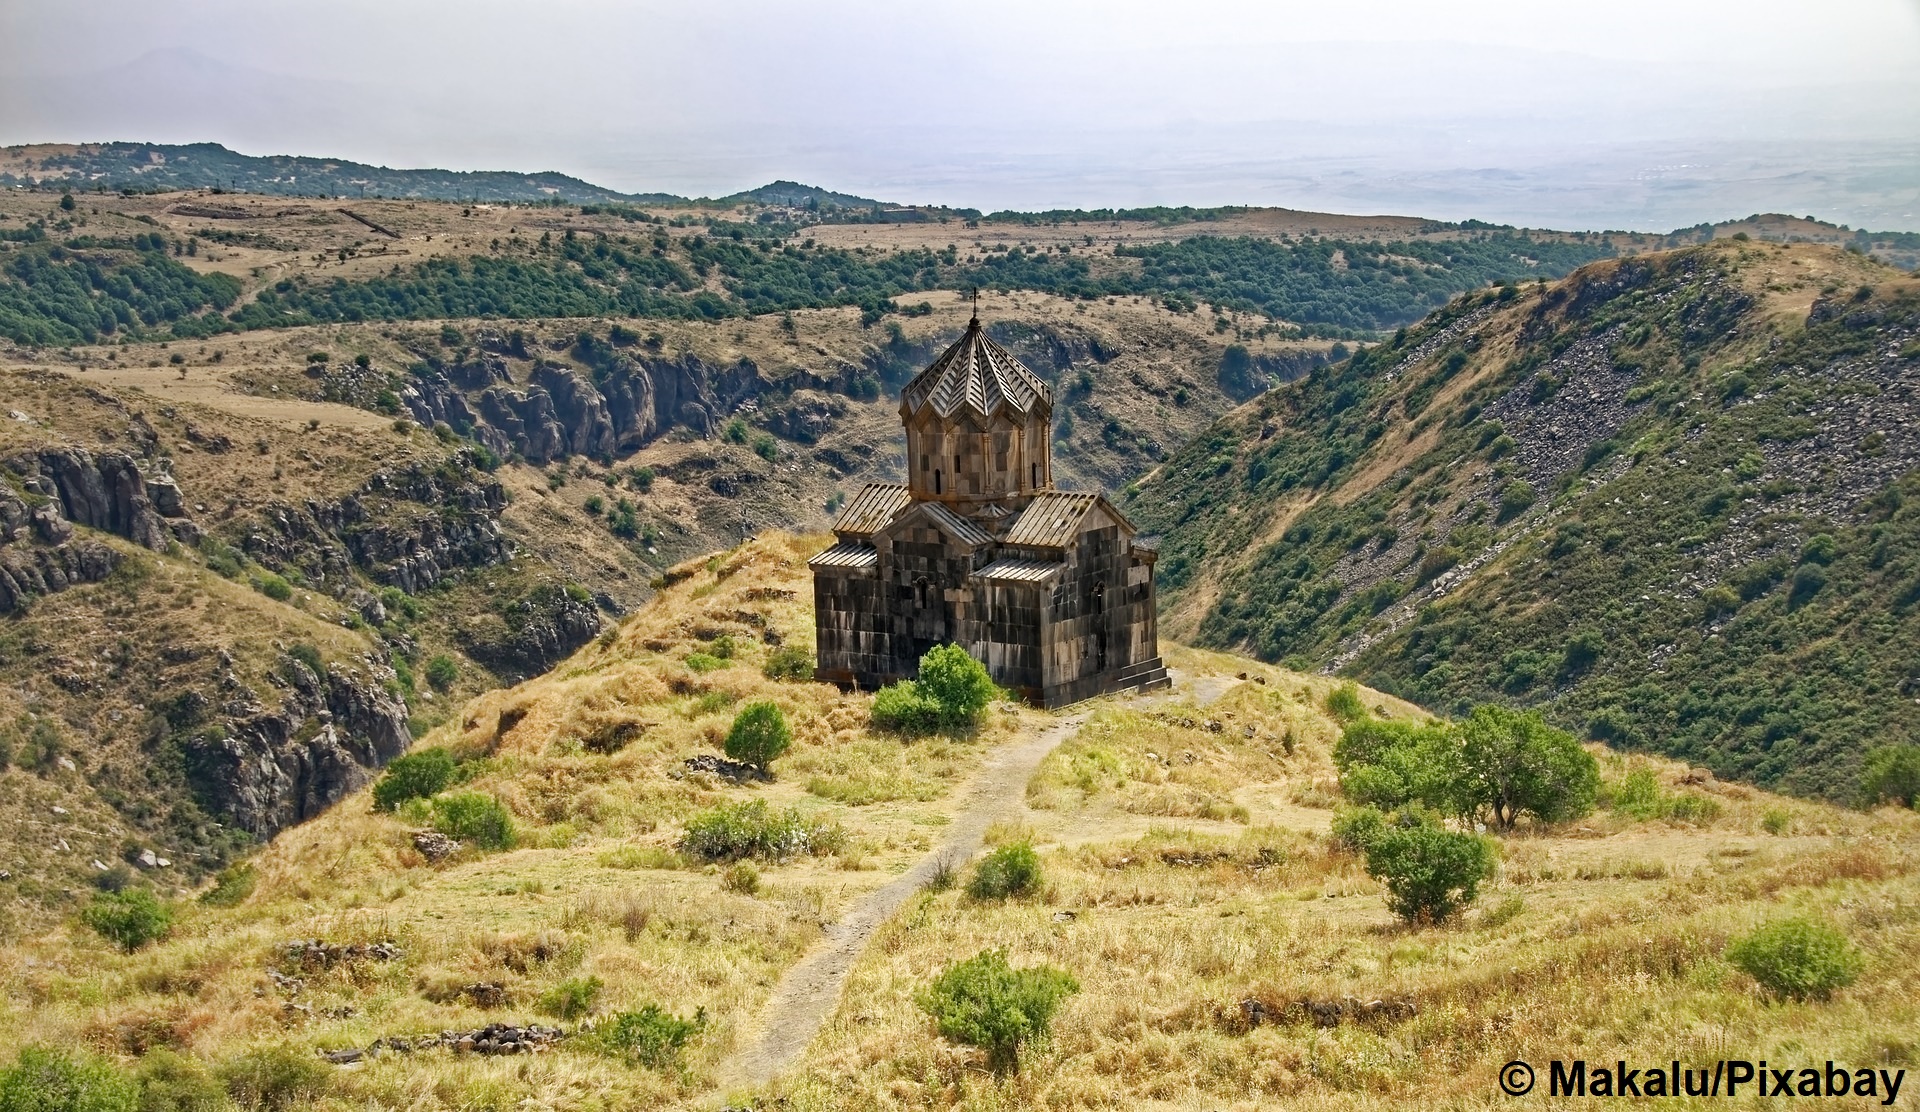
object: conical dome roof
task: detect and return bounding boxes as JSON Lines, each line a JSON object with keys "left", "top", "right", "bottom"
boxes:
{"left": 900, "top": 317, "right": 1052, "bottom": 421}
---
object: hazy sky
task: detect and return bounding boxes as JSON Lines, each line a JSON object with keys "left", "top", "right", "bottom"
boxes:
{"left": 4, "top": 1, "right": 1918, "bottom": 228}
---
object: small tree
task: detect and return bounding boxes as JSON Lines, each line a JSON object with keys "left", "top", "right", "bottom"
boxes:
{"left": 917, "top": 949, "right": 1079, "bottom": 1073}
{"left": 1455, "top": 705, "right": 1598, "bottom": 830}
{"left": 1362, "top": 818, "right": 1496, "bottom": 925}
{"left": 917, "top": 644, "right": 996, "bottom": 729}
{"left": 371, "top": 747, "right": 456, "bottom": 812}
{"left": 1861, "top": 745, "right": 1920, "bottom": 809}
{"left": 79, "top": 889, "right": 173, "bottom": 951}
{"left": 1333, "top": 718, "right": 1463, "bottom": 813}
{"left": 725, "top": 701, "right": 792, "bottom": 772}
{"left": 1726, "top": 917, "right": 1862, "bottom": 1000}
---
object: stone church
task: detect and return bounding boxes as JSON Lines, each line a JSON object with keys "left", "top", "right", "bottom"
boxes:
{"left": 810, "top": 313, "right": 1168, "bottom": 707}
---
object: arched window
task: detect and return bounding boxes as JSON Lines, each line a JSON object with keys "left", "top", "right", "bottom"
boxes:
{"left": 1031, "top": 462, "right": 1039, "bottom": 488}
{"left": 933, "top": 469, "right": 942, "bottom": 494}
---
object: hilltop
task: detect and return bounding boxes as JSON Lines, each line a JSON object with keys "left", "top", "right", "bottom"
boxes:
{"left": 0, "top": 530, "right": 1914, "bottom": 1111}
{"left": 1127, "top": 240, "right": 1920, "bottom": 801}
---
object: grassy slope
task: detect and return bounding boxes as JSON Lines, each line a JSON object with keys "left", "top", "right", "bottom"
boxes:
{"left": 4, "top": 538, "right": 1916, "bottom": 1111}
{"left": 782, "top": 676, "right": 1919, "bottom": 1111}
{"left": 0, "top": 533, "right": 1023, "bottom": 1107}
{"left": 1129, "top": 242, "right": 1920, "bottom": 801}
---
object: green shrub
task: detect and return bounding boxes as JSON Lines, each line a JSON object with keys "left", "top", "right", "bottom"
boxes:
{"left": 967, "top": 842, "right": 1042, "bottom": 900}
{"left": 722, "top": 862, "right": 760, "bottom": 895}
{"left": 1726, "top": 916, "right": 1863, "bottom": 1000}
{"left": 79, "top": 889, "right": 172, "bottom": 952}
{"left": 371, "top": 748, "right": 456, "bottom": 812}
{"left": 198, "top": 862, "right": 257, "bottom": 908}
{"left": 216, "top": 1046, "right": 328, "bottom": 1111}
{"left": 432, "top": 792, "right": 516, "bottom": 851}
{"left": 254, "top": 573, "right": 292, "bottom": 602}
{"left": 1861, "top": 745, "right": 1920, "bottom": 808}
{"left": 684, "top": 652, "right": 725, "bottom": 674}
{"left": 1330, "top": 806, "right": 1387, "bottom": 853}
{"left": 724, "top": 701, "right": 791, "bottom": 771}
{"left": 1324, "top": 682, "right": 1366, "bottom": 723}
{"left": 679, "top": 800, "right": 841, "bottom": 862}
{"left": 917, "top": 644, "right": 997, "bottom": 728}
{"left": 1362, "top": 818, "right": 1496, "bottom": 924}
{"left": 0, "top": 1046, "right": 137, "bottom": 1112}
{"left": 131, "top": 1049, "right": 227, "bottom": 1112}
{"left": 536, "top": 975, "right": 603, "bottom": 1020}
{"left": 588, "top": 1005, "right": 704, "bottom": 1068}
{"left": 873, "top": 644, "right": 996, "bottom": 733}
{"left": 423, "top": 654, "right": 458, "bottom": 691}
{"left": 916, "top": 949, "right": 1079, "bottom": 1073}
{"left": 1496, "top": 480, "right": 1536, "bottom": 522}
{"left": 1761, "top": 808, "right": 1792, "bottom": 835}
{"left": 761, "top": 645, "right": 813, "bottom": 681}
{"left": 870, "top": 680, "right": 941, "bottom": 733}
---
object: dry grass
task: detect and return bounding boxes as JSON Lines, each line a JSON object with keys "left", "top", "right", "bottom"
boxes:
{"left": 5, "top": 532, "right": 1918, "bottom": 1110}
{"left": 773, "top": 676, "right": 1920, "bottom": 1111}
{"left": 0, "top": 531, "right": 1025, "bottom": 1107}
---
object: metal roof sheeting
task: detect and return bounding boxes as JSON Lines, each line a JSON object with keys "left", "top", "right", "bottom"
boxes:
{"left": 918, "top": 502, "right": 995, "bottom": 547}
{"left": 1003, "top": 491, "right": 1100, "bottom": 547}
{"left": 975, "top": 557, "right": 1063, "bottom": 583}
{"left": 900, "top": 318, "right": 1053, "bottom": 422}
{"left": 832, "top": 483, "right": 910, "bottom": 537}
{"left": 808, "top": 542, "right": 879, "bottom": 570}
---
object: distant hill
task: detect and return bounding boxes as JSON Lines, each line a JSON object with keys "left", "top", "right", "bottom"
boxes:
{"left": 1126, "top": 241, "right": 1920, "bottom": 801}
{"left": 716, "top": 180, "right": 885, "bottom": 209}
{"left": 0, "top": 141, "right": 691, "bottom": 204}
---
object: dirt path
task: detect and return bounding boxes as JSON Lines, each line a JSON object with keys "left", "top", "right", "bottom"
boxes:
{"left": 713, "top": 669, "right": 1232, "bottom": 1099}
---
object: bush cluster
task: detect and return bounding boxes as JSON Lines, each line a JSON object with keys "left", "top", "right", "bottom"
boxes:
{"left": 1334, "top": 704, "right": 1598, "bottom": 831}
{"left": 588, "top": 1005, "right": 705, "bottom": 1068}
{"left": 432, "top": 792, "right": 516, "bottom": 851}
{"left": 1355, "top": 809, "right": 1498, "bottom": 924}
{"left": 371, "top": 747, "right": 458, "bottom": 812}
{"left": 967, "top": 842, "right": 1043, "bottom": 900}
{"left": 917, "top": 949, "right": 1079, "bottom": 1073}
{"left": 79, "top": 889, "right": 173, "bottom": 952}
{"left": 679, "top": 800, "right": 842, "bottom": 862}
{"left": 1726, "top": 917, "right": 1863, "bottom": 1000}
{"left": 871, "top": 644, "right": 997, "bottom": 733}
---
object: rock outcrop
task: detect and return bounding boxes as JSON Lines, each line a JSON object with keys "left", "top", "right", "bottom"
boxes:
{"left": 0, "top": 448, "right": 203, "bottom": 612}
{"left": 184, "top": 659, "right": 411, "bottom": 837}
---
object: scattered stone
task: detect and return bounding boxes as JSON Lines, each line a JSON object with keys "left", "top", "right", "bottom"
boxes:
{"left": 412, "top": 831, "right": 460, "bottom": 863}
{"left": 1051, "top": 911, "right": 1077, "bottom": 922}
{"left": 136, "top": 850, "right": 159, "bottom": 870}
{"left": 91, "top": 860, "right": 109, "bottom": 871}
{"left": 462, "top": 982, "right": 508, "bottom": 1009}
{"left": 282, "top": 939, "right": 402, "bottom": 970}
{"left": 319, "top": 1048, "right": 363, "bottom": 1065}
{"left": 56, "top": 757, "right": 76, "bottom": 772}
{"left": 678, "top": 754, "right": 768, "bottom": 783}
{"left": 51, "top": 806, "right": 68, "bottom": 816}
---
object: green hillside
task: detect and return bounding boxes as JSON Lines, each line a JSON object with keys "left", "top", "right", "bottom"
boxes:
{"left": 1127, "top": 241, "right": 1920, "bottom": 800}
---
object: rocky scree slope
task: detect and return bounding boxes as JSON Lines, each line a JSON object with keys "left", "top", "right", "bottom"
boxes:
{"left": 1128, "top": 242, "right": 1920, "bottom": 800}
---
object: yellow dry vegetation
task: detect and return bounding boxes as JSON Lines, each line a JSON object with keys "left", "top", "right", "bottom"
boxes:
{"left": 0, "top": 531, "right": 1030, "bottom": 1108}
{"left": 772, "top": 654, "right": 1920, "bottom": 1111}
{"left": 3, "top": 534, "right": 1918, "bottom": 1111}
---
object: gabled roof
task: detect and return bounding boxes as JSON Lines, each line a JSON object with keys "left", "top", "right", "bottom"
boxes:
{"left": 900, "top": 500, "right": 994, "bottom": 547}
{"left": 900, "top": 317, "right": 1052, "bottom": 423}
{"left": 1002, "top": 490, "right": 1135, "bottom": 548}
{"left": 832, "top": 483, "right": 910, "bottom": 538}
{"left": 975, "top": 557, "right": 1063, "bottom": 583}
{"left": 808, "top": 541, "right": 878, "bottom": 570}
